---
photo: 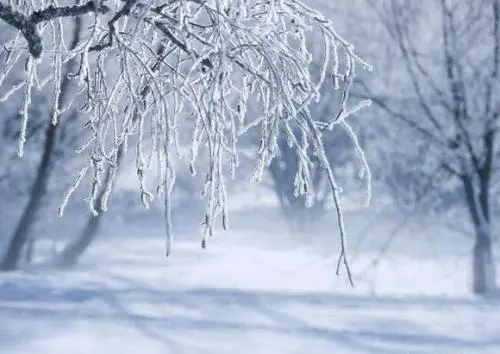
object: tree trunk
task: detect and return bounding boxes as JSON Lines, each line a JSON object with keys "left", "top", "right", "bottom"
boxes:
{"left": 462, "top": 174, "right": 497, "bottom": 295}
{"left": 0, "top": 18, "right": 81, "bottom": 271}
{"left": 1, "top": 122, "right": 57, "bottom": 271}
{"left": 56, "top": 214, "right": 101, "bottom": 267}
{"left": 472, "top": 228, "right": 496, "bottom": 295}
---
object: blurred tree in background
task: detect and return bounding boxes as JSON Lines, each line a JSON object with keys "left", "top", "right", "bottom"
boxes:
{"left": 355, "top": 0, "right": 500, "bottom": 295}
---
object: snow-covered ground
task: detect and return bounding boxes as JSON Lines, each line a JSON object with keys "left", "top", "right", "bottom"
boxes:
{"left": 1, "top": 209, "right": 499, "bottom": 354}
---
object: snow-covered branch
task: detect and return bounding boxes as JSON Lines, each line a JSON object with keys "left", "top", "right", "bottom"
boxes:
{"left": 0, "top": 0, "right": 372, "bottom": 281}
{"left": 0, "top": 1, "right": 108, "bottom": 58}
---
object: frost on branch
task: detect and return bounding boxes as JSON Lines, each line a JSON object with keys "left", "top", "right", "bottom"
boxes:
{"left": 0, "top": 0, "right": 372, "bottom": 283}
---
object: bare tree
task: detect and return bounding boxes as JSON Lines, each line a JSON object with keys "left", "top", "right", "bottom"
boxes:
{"left": 361, "top": 0, "right": 499, "bottom": 295}
{"left": 0, "top": 0, "right": 372, "bottom": 280}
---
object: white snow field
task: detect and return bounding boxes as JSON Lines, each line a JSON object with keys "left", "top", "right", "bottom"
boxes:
{"left": 1, "top": 209, "right": 499, "bottom": 354}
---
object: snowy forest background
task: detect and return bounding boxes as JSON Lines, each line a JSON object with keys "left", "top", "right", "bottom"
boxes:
{"left": 0, "top": 0, "right": 499, "bottom": 353}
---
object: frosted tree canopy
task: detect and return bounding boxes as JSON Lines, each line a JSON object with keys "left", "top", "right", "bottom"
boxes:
{"left": 0, "top": 0, "right": 372, "bottom": 281}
